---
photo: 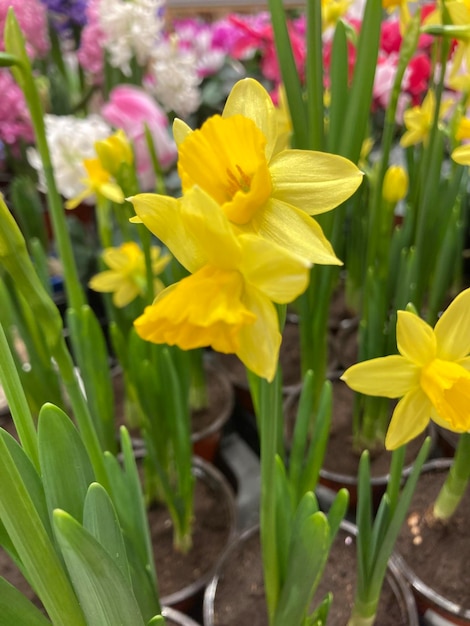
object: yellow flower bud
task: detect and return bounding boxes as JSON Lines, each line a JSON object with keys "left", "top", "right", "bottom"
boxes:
{"left": 382, "top": 165, "right": 408, "bottom": 204}
{"left": 95, "top": 129, "right": 133, "bottom": 176}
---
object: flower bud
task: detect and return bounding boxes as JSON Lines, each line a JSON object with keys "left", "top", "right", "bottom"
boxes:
{"left": 382, "top": 165, "right": 408, "bottom": 204}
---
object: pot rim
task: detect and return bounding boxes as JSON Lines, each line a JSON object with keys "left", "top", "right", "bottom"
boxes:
{"left": 161, "top": 606, "right": 201, "bottom": 626}
{"left": 390, "top": 457, "right": 470, "bottom": 622}
{"left": 203, "top": 519, "right": 419, "bottom": 626}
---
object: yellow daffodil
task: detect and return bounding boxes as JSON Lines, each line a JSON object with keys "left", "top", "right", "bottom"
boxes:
{"left": 382, "top": 0, "right": 414, "bottom": 33}
{"left": 451, "top": 115, "right": 470, "bottom": 164}
{"left": 65, "top": 158, "right": 125, "bottom": 210}
{"left": 130, "top": 187, "right": 311, "bottom": 382}
{"left": 88, "top": 241, "right": 170, "bottom": 307}
{"left": 341, "top": 288, "right": 470, "bottom": 449}
{"left": 322, "top": 0, "right": 351, "bottom": 30}
{"left": 400, "top": 91, "right": 451, "bottom": 148}
{"left": 172, "top": 78, "right": 363, "bottom": 265}
{"left": 94, "top": 129, "right": 134, "bottom": 177}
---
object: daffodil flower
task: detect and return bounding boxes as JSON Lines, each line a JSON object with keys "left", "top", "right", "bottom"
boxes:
{"left": 130, "top": 187, "right": 311, "bottom": 382}
{"left": 341, "top": 288, "right": 470, "bottom": 449}
{"left": 89, "top": 241, "right": 170, "bottom": 307}
{"left": 172, "top": 78, "right": 363, "bottom": 265}
{"left": 400, "top": 91, "right": 436, "bottom": 148}
{"left": 65, "top": 157, "right": 125, "bottom": 210}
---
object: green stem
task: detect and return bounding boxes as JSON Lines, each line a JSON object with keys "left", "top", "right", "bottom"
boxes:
{"left": 259, "top": 369, "right": 281, "bottom": 625}
{"left": 433, "top": 433, "right": 470, "bottom": 521}
{"left": 4, "top": 12, "right": 85, "bottom": 311}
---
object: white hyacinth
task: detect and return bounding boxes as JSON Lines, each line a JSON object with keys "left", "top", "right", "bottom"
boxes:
{"left": 147, "top": 35, "right": 201, "bottom": 119}
{"left": 97, "top": 0, "right": 165, "bottom": 76}
{"left": 27, "top": 114, "right": 112, "bottom": 201}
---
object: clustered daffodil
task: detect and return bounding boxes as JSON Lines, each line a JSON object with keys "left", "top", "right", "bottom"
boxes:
{"left": 130, "top": 187, "right": 311, "bottom": 382}
{"left": 129, "top": 78, "right": 362, "bottom": 381}
{"left": 65, "top": 129, "right": 133, "bottom": 210}
{"left": 89, "top": 241, "right": 170, "bottom": 307}
{"left": 173, "top": 78, "right": 363, "bottom": 265}
{"left": 341, "top": 288, "right": 470, "bottom": 449}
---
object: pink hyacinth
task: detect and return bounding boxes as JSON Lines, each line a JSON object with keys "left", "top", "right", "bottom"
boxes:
{"left": 0, "top": 70, "right": 34, "bottom": 148}
{"left": 0, "top": 0, "right": 49, "bottom": 59}
{"left": 101, "top": 84, "right": 177, "bottom": 190}
{"left": 77, "top": 0, "right": 105, "bottom": 79}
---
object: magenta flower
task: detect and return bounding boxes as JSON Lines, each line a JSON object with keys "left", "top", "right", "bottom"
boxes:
{"left": 0, "top": 71, "right": 34, "bottom": 148}
{"left": 0, "top": 0, "right": 49, "bottom": 59}
{"left": 77, "top": 0, "right": 105, "bottom": 79}
{"left": 101, "top": 85, "right": 177, "bottom": 189}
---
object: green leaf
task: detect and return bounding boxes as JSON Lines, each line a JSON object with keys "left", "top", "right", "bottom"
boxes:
{"left": 0, "top": 577, "right": 51, "bottom": 625}
{"left": 38, "top": 403, "right": 95, "bottom": 524}
{"left": 274, "top": 455, "right": 294, "bottom": 586}
{"left": 54, "top": 509, "right": 146, "bottom": 626}
{"left": 0, "top": 432, "right": 85, "bottom": 625}
{"left": 273, "top": 512, "right": 330, "bottom": 626}
{"left": 83, "top": 483, "right": 131, "bottom": 585}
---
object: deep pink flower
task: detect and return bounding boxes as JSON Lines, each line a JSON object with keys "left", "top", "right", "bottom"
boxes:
{"left": 0, "top": 0, "right": 49, "bottom": 59}
{"left": 77, "top": 0, "right": 105, "bottom": 79}
{"left": 101, "top": 85, "right": 177, "bottom": 189}
{"left": 0, "top": 70, "right": 34, "bottom": 148}
{"left": 404, "top": 53, "right": 432, "bottom": 104}
{"left": 380, "top": 18, "right": 402, "bottom": 55}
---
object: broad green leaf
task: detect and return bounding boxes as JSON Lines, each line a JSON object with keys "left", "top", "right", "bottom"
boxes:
{"left": 38, "top": 403, "right": 94, "bottom": 524}
{"left": 83, "top": 483, "right": 131, "bottom": 584}
{"left": 1, "top": 430, "right": 51, "bottom": 538}
{"left": 54, "top": 509, "right": 146, "bottom": 626}
{"left": 273, "top": 512, "right": 330, "bottom": 626}
{"left": 0, "top": 577, "right": 51, "bottom": 626}
{"left": 0, "top": 432, "right": 85, "bottom": 625}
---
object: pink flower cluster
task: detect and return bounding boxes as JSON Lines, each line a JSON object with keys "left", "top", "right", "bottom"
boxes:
{"left": 0, "top": 71, "right": 34, "bottom": 148}
{"left": 77, "top": 0, "right": 105, "bottom": 80}
{"left": 0, "top": 0, "right": 49, "bottom": 59}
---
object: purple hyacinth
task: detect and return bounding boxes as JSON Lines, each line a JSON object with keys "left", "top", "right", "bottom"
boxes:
{"left": 40, "top": 0, "right": 88, "bottom": 36}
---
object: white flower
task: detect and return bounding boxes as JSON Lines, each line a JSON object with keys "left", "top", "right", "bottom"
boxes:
{"left": 147, "top": 35, "right": 201, "bottom": 118}
{"left": 27, "top": 114, "right": 111, "bottom": 201}
{"left": 97, "top": 0, "right": 164, "bottom": 75}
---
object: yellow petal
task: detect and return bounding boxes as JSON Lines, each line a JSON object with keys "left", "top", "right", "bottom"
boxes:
{"left": 179, "top": 187, "right": 242, "bottom": 270}
{"left": 129, "top": 193, "right": 205, "bottom": 273}
{"left": 269, "top": 150, "right": 363, "bottom": 215}
{"left": 249, "top": 198, "right": 342, "bottom": 265}
{"left": 341, "top": 355, "right": 419, "bottom": 398}
{"left": 421, "top": 358, "right": 470, "bottom": 432}
{"left": 113, "top": 282, "right": 140, "bottom": 308}
{"left": 451, "top": 144, "right": 470, "bottom": 166}
{"left": 222, "top": 78, "right": 278, "bottom": 162}
{"left": 238, "top": 233, "right": 310, "bottom": 303}
{"left": 173, "top": 118, "right": 192, "bottom": 146}
{"left": 100, "top": 181, "right": 125, "bottom": 204}
{"left": 88, "top": 270, "right": 123, "bottom": 293}
{"left": 385, "top": 388, "right": 431, "bottom": 449}
{"left": 396, "top": 310, "right": 436, "bottom": 366}
{"left": 236, "top": 285, "right": 281, "bottom": 382}
{"left": 65, "top": 188, "right": 91, "bottom": 210}
{"left": 134, "top": 267, "right": 256, "bottom": 353}
{"left": 434, "top": 287, "right": 470, "bottom": 360}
